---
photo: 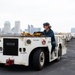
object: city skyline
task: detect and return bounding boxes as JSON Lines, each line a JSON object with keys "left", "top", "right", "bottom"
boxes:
{"left": 25, "top": 25, "right": 41, "bottom": 33}
{"left": 0, "top": 21, "right": 74, "bottom": 34}
{"left": 0, "top": 21, "right": 41, "bottom": 34}
{"left": 0, "top": 21, "right": 75, "bottom": 34}
{"left": 0, "top": 21, "right": 22, "bottom": 34}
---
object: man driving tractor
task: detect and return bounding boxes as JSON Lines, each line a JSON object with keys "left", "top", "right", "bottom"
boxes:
{"left": 42, "top": 22, "right": 56, "bottom": 54}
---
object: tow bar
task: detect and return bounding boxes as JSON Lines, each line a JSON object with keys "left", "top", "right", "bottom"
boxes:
{"left": 5, "top": 58, "right": 14, "bottom": 66}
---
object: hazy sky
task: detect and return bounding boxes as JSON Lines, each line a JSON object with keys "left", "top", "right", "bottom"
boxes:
{"left": 0, "top": 0, "right": 75, "bottom": 32}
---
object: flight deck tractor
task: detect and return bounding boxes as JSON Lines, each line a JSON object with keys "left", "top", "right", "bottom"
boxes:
{"left": 0, "top": 32, "right": 67, "bottom": 70}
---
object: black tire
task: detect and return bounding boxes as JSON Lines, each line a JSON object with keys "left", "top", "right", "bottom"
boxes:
{"left": 32, "top": 49, "right": 45, "bottom": 70}
{"left": 56, "top": 45, "right": 62, "bottom": 61}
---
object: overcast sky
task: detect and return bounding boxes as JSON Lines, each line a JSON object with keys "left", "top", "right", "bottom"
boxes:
{"left": 0, "top": 0, "right": 75, "bottom": 32}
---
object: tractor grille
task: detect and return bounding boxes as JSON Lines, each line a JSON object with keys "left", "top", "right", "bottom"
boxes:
{"left": 3, "top": 38, "right": 18, "bottom": 56}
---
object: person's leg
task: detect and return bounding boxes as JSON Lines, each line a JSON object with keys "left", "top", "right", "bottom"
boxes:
{"left": 51, "top": 42, "right": 56, "bottom": 54}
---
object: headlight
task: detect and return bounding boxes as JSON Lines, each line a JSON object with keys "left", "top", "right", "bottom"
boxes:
{"left": 26, "top": 39, "right": 31, "bottom": 44}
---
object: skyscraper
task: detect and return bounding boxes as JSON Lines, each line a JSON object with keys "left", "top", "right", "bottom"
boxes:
{"left": 15, "top": 21, "right": 20, "bottom": 33}
{"left": 4, "top": 21, "right": 11, "bottom": 33}
{"left": 25, "top": 25, "right": 41, "bottom": 33}
{"left": 31, "top": 25, "right": 34, "bottom": 33}
{"left": 0, "top": 28, "right": 1, "bottom": 34}
{"left": 71, "top": 28, "right": 75, "bottom": 33}
{"left": 28, "top": 25, "right": 31, "bottom": 33}
{"left": 25, "top": 29, "right": 28, "bottom": 33}
{"left": 34, "top": 28, "right": 41, "bottom": 32}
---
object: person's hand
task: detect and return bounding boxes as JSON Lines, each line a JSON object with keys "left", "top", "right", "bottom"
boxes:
{"left": 41, "top": 35, "right": 46, "bottom": 37}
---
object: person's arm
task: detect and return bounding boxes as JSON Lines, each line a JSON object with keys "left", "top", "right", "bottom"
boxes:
{"left": 50, "top": 30, "right": 56, "bottom": 42}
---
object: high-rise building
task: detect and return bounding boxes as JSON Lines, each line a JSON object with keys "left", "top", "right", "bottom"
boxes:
{"left": 25, "top": 25, "right": 41, "bottom": 33}
{"left": 4, "top": 21, "right": 11, "bottom": 33}
{"left": 31, "top": 25, "right": 34, "bottom": 33}
{"left": 34, "top": 28, "right": 41, "bottom": 32}
{"left": 28, "top": 25, "right": 31, "bottom": 33}
{"left": 15, "top": 21, "right": 20, "bottom": 33}
{"left": 11, "top": 27, "right": 15, "bottom": 33}
{"left": 2, "top": 28, "right": 4, "bottom": 33}
{"left": 11, "top": 27, "right": 22, "bottom": 34}
{"left": 71, "top": 28, "right": 75, "bottom": 33}
{"left": 0, "top": 28, "right": 1, "bottom": 34}
{"left": 25, "top": 29, "right": 28, "bottom": 32}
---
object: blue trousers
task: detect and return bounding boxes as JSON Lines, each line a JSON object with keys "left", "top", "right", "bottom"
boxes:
{"left": 51, "top": 42, "right": 56, "bottom": 54}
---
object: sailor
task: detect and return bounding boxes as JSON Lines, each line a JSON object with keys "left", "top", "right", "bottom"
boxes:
{"left": 42, "top": 22, "right": 56, "bottom": 54}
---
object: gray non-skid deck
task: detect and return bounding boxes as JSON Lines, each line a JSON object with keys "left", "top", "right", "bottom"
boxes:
{"left": 0, "top": 39, "right": 75, "bottom": 75}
